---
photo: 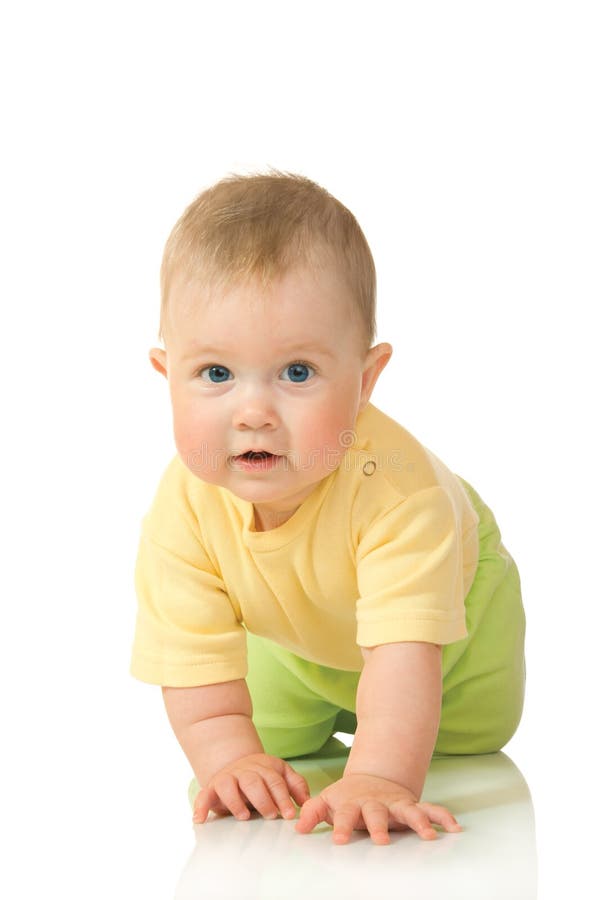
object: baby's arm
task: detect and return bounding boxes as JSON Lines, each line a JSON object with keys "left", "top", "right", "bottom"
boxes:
{"left": 348, "top": 641, "right": 443, "bottom": 796}
{"left": 162, "top": 679, "right": 309, "bottom": 822}
{"left": 296, "top": 642, "right": 462, "bottom": 843}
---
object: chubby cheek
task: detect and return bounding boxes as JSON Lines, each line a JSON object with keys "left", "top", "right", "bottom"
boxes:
{"left": 294, "top": 401, "right": 358, "bottom": 468}
{"left": 170, "top": 397, "right": 224, "bottom": 476}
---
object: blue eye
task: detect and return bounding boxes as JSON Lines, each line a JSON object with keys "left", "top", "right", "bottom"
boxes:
{"left": 200, "top": 365, "right": 232, "bottom": 383}
{"left": 282, "top": 362, "right": 315, "bottom": 383}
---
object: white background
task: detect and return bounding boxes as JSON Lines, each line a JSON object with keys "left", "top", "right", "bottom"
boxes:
{"left": 2, "top": 2, "right": 599, "bottom": 897}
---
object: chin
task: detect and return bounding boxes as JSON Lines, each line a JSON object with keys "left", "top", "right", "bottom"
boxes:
{"left": 227, "top": 484, "right": 283, "bottom": 503}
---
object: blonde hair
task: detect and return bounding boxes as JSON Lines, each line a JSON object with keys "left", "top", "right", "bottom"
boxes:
{"left": 159, "top": 169, "right": 377, "bottom": 353}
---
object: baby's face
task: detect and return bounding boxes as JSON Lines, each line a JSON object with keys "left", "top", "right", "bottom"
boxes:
{"left": 152, "top": 263, "right": 390, "bottom": 530}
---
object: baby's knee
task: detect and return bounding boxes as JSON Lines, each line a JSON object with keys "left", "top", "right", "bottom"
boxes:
{"left": 436, "top": 679, "right": 525, "bottom": 755}
{"left": 255, "top": 719, "right": 336, "bottom": 760}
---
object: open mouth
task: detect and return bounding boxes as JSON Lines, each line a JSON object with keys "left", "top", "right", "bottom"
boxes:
{"left": 230, "top": 449, "right": 282, "bottom": 471}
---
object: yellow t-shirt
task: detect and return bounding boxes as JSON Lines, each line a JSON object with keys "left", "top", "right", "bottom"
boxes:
{"left": 130, "top": 403, "right": 480, "bottom": 687}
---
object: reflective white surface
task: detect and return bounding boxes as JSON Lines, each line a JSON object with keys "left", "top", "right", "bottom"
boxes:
{"left": 175, "top": 751, "right": 536, "bottom": 900}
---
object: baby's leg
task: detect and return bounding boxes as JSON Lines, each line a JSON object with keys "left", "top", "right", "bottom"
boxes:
{"left": 245, "top": 632, "right": 359, "bottom": 759}
{"left": 435, "top": 478, "right": 527, "bottom": 755}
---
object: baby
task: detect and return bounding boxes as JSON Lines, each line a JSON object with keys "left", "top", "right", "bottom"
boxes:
{"left": 130, "top": 171, "right": 526, "bottom": 845}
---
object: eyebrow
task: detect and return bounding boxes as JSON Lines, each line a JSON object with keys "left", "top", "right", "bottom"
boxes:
{"left": 182, "top": 343, "right": 336, "bottom": 361}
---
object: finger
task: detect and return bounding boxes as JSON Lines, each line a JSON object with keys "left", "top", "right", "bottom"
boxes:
{"left": 193, "top": 785, "right": 231, "bottom": 820}
{"left": 260, "top": 768, "right": 298, "bottom": 819}
{"left": 194, "top": 786, "right": 230, "bottom": 823}
{"left": 418, "top": 802, "right": 462, "bottom": 833}
{"left": 193, "top": 785, "right": 219, "bottom": 824}
{"left": 212, "top": 773, "right": 251, "bottom": 821}
{"left": 238, "top": 770, "right": 279, "bottom": 819}
{"left": 361, "top": 801, "right": 391, "bottom": 845}
{"left": 283, "top": 762, "right": 311, "bottom": 807}
{"left": 295, "top": 796, "right": 330, "bottom": 834}
{"left": 332, "top": 803, "right": 361, "bottom": 845}
{"left": 393, "top": 802, "right": 438, "bottom": 840}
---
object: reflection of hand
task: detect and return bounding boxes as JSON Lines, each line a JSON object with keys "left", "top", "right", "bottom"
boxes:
{"left": 192, "top": 753, "right": 310, "bottom": 824}
{"left": 295, "top": 773, "right": 462, "bottom": 845}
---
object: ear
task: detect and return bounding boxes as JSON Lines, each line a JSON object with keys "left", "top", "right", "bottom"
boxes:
{"left": 359, "top": 343, "right": 393, "bottom": 411}
{"left": 149, "top": 347, "right": 168, "bottom": 378}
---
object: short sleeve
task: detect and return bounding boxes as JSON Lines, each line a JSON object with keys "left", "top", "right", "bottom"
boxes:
{"left": 130, "top": 462, "right": 247, "bottom": 687}
{"left": 356, "top": 485, "right": 469, "bottom": 647}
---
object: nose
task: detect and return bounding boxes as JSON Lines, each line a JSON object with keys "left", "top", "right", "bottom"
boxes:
{"left": 231, "top": 382, "right": 280, "bottom": 432}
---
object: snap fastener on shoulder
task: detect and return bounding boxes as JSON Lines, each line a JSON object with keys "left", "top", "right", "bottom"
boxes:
{"left": 362, "top": 460, "right": 376, "bottom": 476}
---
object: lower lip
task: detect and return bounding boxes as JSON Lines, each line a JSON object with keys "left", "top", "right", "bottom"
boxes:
{"left": 231, "top": 454, "right": 281, "bottom": 472}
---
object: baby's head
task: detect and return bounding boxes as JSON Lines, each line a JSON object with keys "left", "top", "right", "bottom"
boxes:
{"left": 158, "top": 170, "right": 376, "bottom": 357}
{"left": 150, "top": 171, "right": 392, "bottom": 530}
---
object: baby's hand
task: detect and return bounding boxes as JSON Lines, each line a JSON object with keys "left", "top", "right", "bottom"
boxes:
{"left": 192, "top": 753, "right": 310, "bottom": 824}
{"left": 295, "top": 773, "right": 462, "bottom": 845}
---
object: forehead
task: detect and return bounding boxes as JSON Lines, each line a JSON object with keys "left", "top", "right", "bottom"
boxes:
{"left": 166, "top": 263, "right": 362, "bottom": 351}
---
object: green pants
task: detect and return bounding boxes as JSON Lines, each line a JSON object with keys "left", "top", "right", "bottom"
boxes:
{"left": 245, "top": 477, "right": 526, "bottom": 759}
